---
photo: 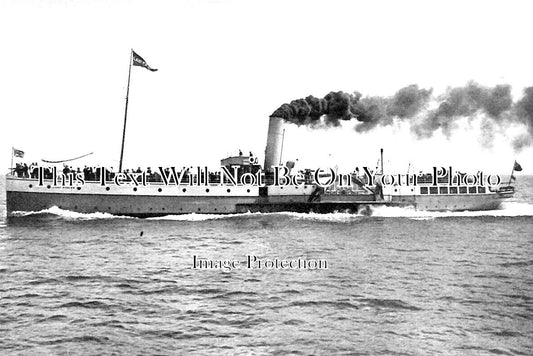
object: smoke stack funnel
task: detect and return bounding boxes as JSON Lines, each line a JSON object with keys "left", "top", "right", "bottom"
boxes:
{"left": 264, "top": 116, "right": 284, "bottom": 171}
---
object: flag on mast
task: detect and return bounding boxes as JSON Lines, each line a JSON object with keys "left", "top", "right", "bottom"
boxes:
{"left": 13, "top": 148, "right": 24, "bottom": 158}
{"left": 132, "top": 50, "right": 158, "bottom": 72}
{"left": 513, "top": 161, "right": 523, "bottom": 172}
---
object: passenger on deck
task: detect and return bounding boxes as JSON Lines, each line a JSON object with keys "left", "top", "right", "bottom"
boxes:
{"left": 14, "top": 163, "right": 21, "bottom": 177}
{"left": 30, "top": 163, "right": 39, "bottom": 178}
{"left": 147, "top": 167, "right": 153, "bottom": 181}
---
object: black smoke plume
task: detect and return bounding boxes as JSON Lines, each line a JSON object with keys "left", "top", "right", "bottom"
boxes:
{"left": 508, "top": 87, "right": 533, "bottom": 150}
{"left": 271, "top": 85, "right": 431, "bottom": 130}
{"left": 270, "top": 91, "right": 362, "bottom": 127}
{"left": 411, "top": 83, "right": 513, "bottom": 138}
{"left": 271, "top": 82, "right": 533, "bottom": 151}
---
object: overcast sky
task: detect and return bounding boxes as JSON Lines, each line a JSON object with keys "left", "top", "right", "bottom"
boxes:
{"left": 1, "top": 0, "right": 532, "bottom": 175}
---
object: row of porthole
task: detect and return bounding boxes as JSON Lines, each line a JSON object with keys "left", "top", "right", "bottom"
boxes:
{"left": 52, "top": 206, "right": 222, "bottom": 213}
{"left": 145, "top": 207, "right": 224, "bottom": 211}
{"left": 394, "top": 188, "right": 415, "bottom": 192}
{"left": 31, "top": 184, "right": 250, "bottom": 194}
{"left": 33, "top": 184, "right": 84, "bottom": 191}
{"left": 149, "top": 187, "right": 250, "bottom": 193}
{"left": 29, "top": 184, "right": 308, "bottom": 192}
{"left": 84, "top": 206, "right": 222, "bottom": 212}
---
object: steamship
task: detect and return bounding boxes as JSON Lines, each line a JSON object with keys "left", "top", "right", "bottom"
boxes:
{"left": 5, "top": 116, "right": 515, "bottom": 217}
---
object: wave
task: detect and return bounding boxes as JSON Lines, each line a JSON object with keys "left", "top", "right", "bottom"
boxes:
{"left": 271, "top": 201, "right": 533, "bottom": 221}
{"left": 8, "top": 206, "right": 133, "bottom": 220}
{"left": 6, "top": 202, "right": 533, "bottom": 222}
{"left": 279, "top": 211, "right": 364, "bottom": 222}
{"left": 370, "top": 201, "right": 533, "bottom": 219}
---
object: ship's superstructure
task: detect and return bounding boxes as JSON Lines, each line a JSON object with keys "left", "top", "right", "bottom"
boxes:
{"left": 5, "top": 115, "right": 516, "bottom": 216}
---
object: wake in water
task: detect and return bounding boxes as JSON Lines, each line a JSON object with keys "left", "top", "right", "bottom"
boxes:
{"left": 8, "top": 206, "right": 133, "bottom": 220}
{"left": 370, "top": 201, "right": 533, "bottom": 219}
{"left": 8, "top": 207, "right": 263, "bottom": 222}
{"left": 6, "top": 202, "right": 533, "bottom": 222}
{"left": 288, "top": 202, "right": 533, "bottom": 222}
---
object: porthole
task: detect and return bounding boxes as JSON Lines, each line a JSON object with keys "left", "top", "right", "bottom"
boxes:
{"left": 28, "top": 184, "right": 33, "bottom": 188}
{"left": 106, "top": 187, "right": 110, "bottom": 191}
{"left": 158, "top": 188, "right": 162, "bottom": 192}
{"left": 206, "top": 189, "right": 210, "bottom": 193}
{"left": 133, "top": 187, "right": 137, "bottom": 192}
{"left": 198, "top": 208, "right": 201, "bottom": 211}
{"left": 47, "top": 185, "right": 51, "bottom": 189}
{"left": 247, "top": 189, "right": 250, "bottom": 193}
{"left": 149, "top": 208, "right": 153, "bottom": 211}
{"left": 162, "top": 208, "right": 165, "bottom": 211}
{"left": 182, "top": 188, "right": 187, "bottom": 193}
{"left": 77, "top": 187, "right": 81, "bottom": 190}
{"left": 227, "top": 189, "right": 231, "bottom": 193}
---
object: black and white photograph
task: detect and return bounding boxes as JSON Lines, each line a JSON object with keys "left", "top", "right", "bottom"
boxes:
{"left": 1, "top": 0, "right": 532, "bottom": 354}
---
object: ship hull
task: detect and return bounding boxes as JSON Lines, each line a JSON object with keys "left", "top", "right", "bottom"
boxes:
{"left": 6, "top": 190, "right": 260, "bottom": 217}
{"left": 6, "top": 177, "right": 513, "bottom": 216}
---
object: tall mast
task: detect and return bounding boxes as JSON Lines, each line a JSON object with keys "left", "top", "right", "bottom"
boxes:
{"left": 119, "top": 49, "right": 133, "bottom": 172}
{"left": 380, "top": 148, "right": 384, "bottom": 174}
{"left": 10, "top": 147, "right": 13, "bottom": 175}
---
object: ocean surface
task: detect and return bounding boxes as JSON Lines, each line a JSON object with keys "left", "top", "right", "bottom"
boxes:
{"left": 1, "top": 175, "right": 533, "bottom": 355}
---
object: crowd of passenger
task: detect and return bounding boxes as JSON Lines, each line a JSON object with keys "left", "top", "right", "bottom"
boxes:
{"left": 12, "top": 162, "right": 454, "bottom": 185}
{"left": 12, "top": 163, "right": 32, "bottom": 178}
{"left": 11, "top": 163, "right": 163, "bottom": 181}
{"left": 10, "top": 163, "right": 215, "bottom": 184}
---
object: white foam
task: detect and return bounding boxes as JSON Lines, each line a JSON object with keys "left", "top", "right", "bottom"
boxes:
{"left": 370, "top": 201, "right": 533, "bottom": 218}
{"left": 7, "top": 202, "right": 533, "bottom": 222}
{"left": 279, "top": 211, "right": 364, "bottom": 222}
{"left": 260, "top": 202, "right": 533, "bottom": 221}
{"left": 9, "top": 206, "right": 133, "bottom": 220}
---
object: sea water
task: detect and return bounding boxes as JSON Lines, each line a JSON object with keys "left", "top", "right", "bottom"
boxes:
{"left": 1, "top": 176, "right": 532, "bottom": 355}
